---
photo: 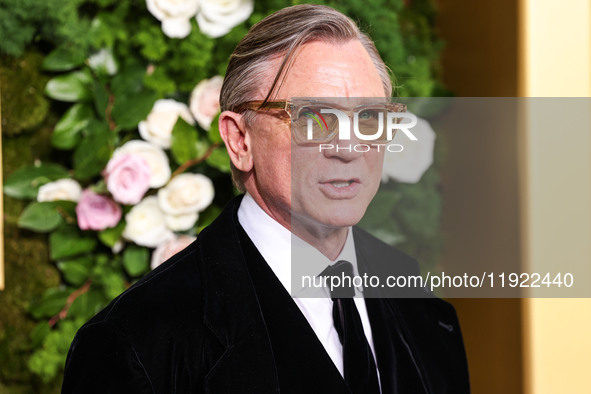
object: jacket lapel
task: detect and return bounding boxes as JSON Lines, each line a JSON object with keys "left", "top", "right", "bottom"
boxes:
{"left": 353, "top": 226, "right": 470, "bottom": 394}
{"left": 199, "top": 196, "right": 280, "bottom": 393}
{"left": 353, "top": 227, "right": 431, "bottom": 394}
{"left": 237, "top": 223, "right": 352, "bottom": 394}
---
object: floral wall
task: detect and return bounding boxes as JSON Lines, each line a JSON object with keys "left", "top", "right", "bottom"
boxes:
{"left": 0, "top": 0, "right": 443, "bottom": 391}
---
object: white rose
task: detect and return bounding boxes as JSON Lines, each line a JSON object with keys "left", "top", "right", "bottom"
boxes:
{"left": 113, "top": 140, "right": 171, "bottom": 188}
{"left": 189, "top": 76, "right": 223, "bottom": 130}
{"left": 138, "top": 99, "right": 195, "bottom": 149}
{"left": 158, "top": 173, "right": 214, "bottom": 215}
{"left": 146, "top": 0, "right": 200, "bottom": 38}
{"left": 164, "top": 211, "right": 199, "bottom": 231}
{"left": 381, "top": 115, "right": 436, "bottom": 184}
{"left": 196, "top": 0, "right": 253, "bottom": 38}
{"left": 87, "top": 48, "right": 118, "bottom": 75}
{"left": 123, "top": 196, "right": 175, "bottom": 248}
{"left": 151, "top": 234, "right": 196, "bottom": 270}
{"left": 37, "top": 179, "right": 82, "bottom": 202}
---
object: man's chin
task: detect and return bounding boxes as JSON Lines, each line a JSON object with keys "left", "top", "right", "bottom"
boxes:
{"left": 292, "top": 209, "right": 365, "bottom": 232}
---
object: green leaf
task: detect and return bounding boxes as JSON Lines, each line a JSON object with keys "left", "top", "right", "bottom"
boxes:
{"left": 91, "top": 254, "right": 126, "bottom": 300}
{"left": 111, "top": 62, "right": 145, "bottom": 96}
{"left": 98, "top": 221, "right": 125, "bottom": 248}
{"left": 89, "top": 12, "right": 127, "bottom": 49}
{"left": 206, "top": 147, "right": 231, "bottom": 173}
{"left": 3, "top": 163, "right": 70, "bottom": 199}
{"left": 52, "top": 200, "right": 78, "bottom": 221}
{"left": 50, "top": 225, "right": 97, "bottom": 260}
{"left": 28, "top": 320, "right": 79, "bottom": 382}
{"left": 111, "top": 90, "right": 157, "bottom": 130}
{"left": 45, "top": 69, "right": 93, "bottom": 102}
{"left": 93, "top": 81, "right": 110, "bottom": 121}
{"left": 68, "top": 289, "right": 105, "bottom": 321}
{"left": 97, "top": 269, "right": 126, "bottom": 300}
{"left": 132, "top": 21, "right": 168, "bottom": 61}
{"left": 18, "top": 202, "right": 63, "bottom": 232}
{"left": 171, "top": 118, "right": 198, "bottom": 165}
{"left": 73, "top": 120, "right": 113, "bottom": 179}
{"left": 51, "top": 103, "right": 94, "bottom": 150}
{"left": 122, "top": 245, "right": 149, "bottom": 277}
{"left": 195, "top": 140, "right": 210, "bottom": 158}
{"left": 57, "top": 256, "right": 93, "bottom": 286}
{"left": 30, "top": 321, "right": 51, "bottom": 348}
{"left": 208, "top": 113, "right": 223, "bottom": 144}
{"left": 29, "top": 288, "right": 70, "bottom": 319}
{"left": 42, "top": 46, "right": 86, "bottom": 71}
{"left": 144, "top": 66, "right": 176, "bottom": 95}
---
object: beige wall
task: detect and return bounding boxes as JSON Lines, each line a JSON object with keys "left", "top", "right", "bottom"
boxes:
{"left": 519, "top": 1, "right": 591, "bottom": 393}
{"left": 436, "top": 0, "right": 523, "bottom": 393}
{"left": 437, "top": 0, "right": 591, "bottom": 393}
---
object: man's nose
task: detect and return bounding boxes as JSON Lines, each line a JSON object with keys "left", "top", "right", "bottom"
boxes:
{"left": 321, "top": 129, "right": 366, "bottom": 161}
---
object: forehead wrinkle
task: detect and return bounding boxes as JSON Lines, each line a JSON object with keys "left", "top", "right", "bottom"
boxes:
{"left": 280, "top": 43, "right": 382, "bottom": 99}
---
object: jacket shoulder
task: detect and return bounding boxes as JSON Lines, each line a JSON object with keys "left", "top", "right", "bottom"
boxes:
{"left": 89, "top": 240, "right": 203, "bottom": 329}
{"left": 63, "top": 240, "right": 225, "bottom": 393}
{"left": 353, "top": 226, "right": 463, "bottom": 324}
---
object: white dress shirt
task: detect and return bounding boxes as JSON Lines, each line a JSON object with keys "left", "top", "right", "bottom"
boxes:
{"left": 237, "top": 193, "right": 380, "bottom": 380}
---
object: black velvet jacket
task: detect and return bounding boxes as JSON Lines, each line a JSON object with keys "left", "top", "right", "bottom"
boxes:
{"left": 62, "top": 196, "right": 470, "bottom": 393}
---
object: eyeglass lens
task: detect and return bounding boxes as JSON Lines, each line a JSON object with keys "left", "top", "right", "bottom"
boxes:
{"left": 293, "top": 104, "right": 396, "bottom": 144}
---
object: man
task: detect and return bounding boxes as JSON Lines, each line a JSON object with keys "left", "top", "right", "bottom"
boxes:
{"left": 62, "top": 4, "right": 469, "bottom": 393}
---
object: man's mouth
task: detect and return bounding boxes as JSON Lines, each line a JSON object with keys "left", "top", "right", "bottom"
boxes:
{"left": 329, "top": 180, "right": 354, "bottom": 188}
{"left": 318, "top": 178, "right": 361, "bottom": 199}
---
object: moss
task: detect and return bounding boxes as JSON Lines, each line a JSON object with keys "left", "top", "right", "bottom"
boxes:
{"left": 1, "top": 52, "right": 50, "bottom": 136}
{"left": 0, "top": 92, "right": 62, "bottom": 393}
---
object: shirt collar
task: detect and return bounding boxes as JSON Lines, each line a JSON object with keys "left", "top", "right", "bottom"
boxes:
{"left": 237, "top": 193, "right": 360, "bottom": 297}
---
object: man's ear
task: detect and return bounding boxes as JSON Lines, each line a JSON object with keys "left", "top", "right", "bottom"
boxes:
{"left": 219, "top": 111, "right": 254, "bottom": 172}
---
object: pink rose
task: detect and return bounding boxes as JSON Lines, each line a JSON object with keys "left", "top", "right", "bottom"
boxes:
{"left": 76, "top": 190, "right": 122, "bottom": 231}
{"left": 151, "top": 235, "right": 196, "bottom": 269}
{"left": 189, "top": 76, "right": 223, "bottom": 130}
{"left": 104, "top": 154, "right": 151, "bottom": 205}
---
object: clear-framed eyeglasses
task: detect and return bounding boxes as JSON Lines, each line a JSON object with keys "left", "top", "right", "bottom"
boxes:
{"left": 233, "top": 98, "right": 407, "bottom": 145}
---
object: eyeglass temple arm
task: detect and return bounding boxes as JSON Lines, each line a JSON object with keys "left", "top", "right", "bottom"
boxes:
{"left": 233, "top": 100, "right": 291, "bottom": 113}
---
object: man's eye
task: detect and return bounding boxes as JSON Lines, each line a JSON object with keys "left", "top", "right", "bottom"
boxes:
{"left": 358, "top": 109, "right": 380, "bottom": 120}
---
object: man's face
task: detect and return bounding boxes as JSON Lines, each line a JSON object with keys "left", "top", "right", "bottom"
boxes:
{"left": 247, "top": 40, "right": 385, "bottom": 239}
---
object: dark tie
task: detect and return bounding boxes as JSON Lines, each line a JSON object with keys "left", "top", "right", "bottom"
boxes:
{"left": 320, "top": 260, "right": 381, "bottom": 394}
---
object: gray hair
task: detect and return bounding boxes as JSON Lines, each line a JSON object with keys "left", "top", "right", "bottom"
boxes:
{"left": 220, "top": 4, "right": 393, "bottom": 191}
